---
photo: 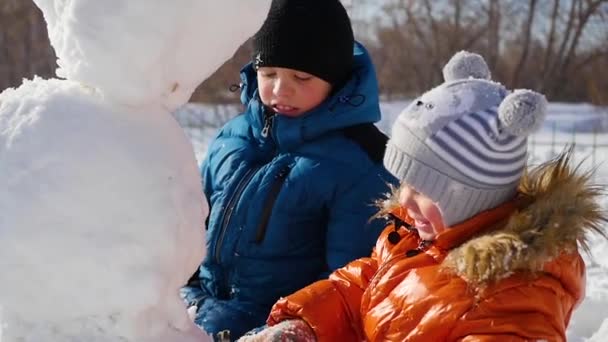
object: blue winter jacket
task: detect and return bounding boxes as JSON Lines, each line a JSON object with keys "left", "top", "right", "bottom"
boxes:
{"left": 183, "top": 43, "right": 397, "bottom": 339}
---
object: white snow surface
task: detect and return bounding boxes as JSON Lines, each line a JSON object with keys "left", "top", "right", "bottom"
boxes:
{"left": 0, "top": 0, "right": 270, "bottom": 341}
{"left": 0, "top": 79, "right": 208, "bottom": 342}
{"left": 34, "top": 0, "right": 270, "bottom": 112}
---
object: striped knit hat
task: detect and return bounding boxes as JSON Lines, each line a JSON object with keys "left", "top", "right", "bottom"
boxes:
{"left": 384, "top": 51, "right": 548, "bottom": 226}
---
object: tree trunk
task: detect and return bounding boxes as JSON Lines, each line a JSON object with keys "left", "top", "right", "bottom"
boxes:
{"left": 0, "top": 0, "right": 56, "bottom": 92}
{"left": 539, "top": 0, "right": 560, "bottom": 89}
{"left": 548, "top": 0, "right": 608, "bottom": 97}
{"left": 511, "top": 0, "right": 538, "bottom": 87}
{"left": 486, "top": 0, "right": 501, "bottom": 72}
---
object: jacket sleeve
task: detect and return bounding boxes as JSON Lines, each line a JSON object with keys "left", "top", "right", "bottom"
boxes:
{"left": 199, "top": 136, "right": 219, "bottom": 203}
{"left": 197, "top": 146, "right": 216, "bottom": 236}
{"left": 268, "top": 255, "right": 379, "bottom": 342}
{"left": 450, "top": 279, "right": 576, "bottom": 342}
{"left": 324, "top": 166, "right": 393, "bottom": 271}
{"left": 199, "top": 128, "right": 228, "bottom": 225}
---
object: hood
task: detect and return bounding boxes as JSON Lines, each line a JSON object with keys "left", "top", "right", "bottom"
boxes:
{"left": 443, "top": 149, "right": 607, "bottom": 284}
{"left": 237, "top": 42, "right": 382, "bottom": 150}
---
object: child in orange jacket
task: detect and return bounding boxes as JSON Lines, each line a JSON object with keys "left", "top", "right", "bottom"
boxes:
{"left": 239, "top": 51, "right": 607, "bottom": 342}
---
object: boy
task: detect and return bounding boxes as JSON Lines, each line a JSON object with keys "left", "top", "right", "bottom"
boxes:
{"left": 242, "top": 51, "right": 607, "bottom": 341}
{"left": 181, "top": 0, "right": 397, "bottom": 339}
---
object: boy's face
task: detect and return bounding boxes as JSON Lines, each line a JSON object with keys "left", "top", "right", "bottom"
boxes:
{"left": 257, "top": 67, "right": 332, "bottom": 117}
{"left": 398, "top": 185, "right": 446, "bottom": 241}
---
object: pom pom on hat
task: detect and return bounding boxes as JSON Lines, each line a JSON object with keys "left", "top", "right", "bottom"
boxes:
{"left": 385, "top": 50, "right": 550, "bottom": 227}
{"left": 442, "top": 51, "right": 491, "bottom": 82}
{"left": 498, "top": 89, "right": 548, "bottom": 137}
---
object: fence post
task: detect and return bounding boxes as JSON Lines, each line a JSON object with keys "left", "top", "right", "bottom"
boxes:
{"left": 551, "top": 121, "right": 556, "bottom": 156}
{"left": 530, "top": 132, "right": 536, "bottom": 161}
{"left": 592, "top": 125, "right": 597, "bottom": 180}
{"left": 571, "top": 121, "right": 576, "bottom": 150}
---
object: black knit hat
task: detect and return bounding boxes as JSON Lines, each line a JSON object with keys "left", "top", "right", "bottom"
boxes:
{"left": 252, "top": 0, "right": 355, "bottom": 87}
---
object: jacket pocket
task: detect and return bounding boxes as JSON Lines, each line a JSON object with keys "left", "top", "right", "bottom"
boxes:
{"left": 254, "top": 165, "right": 291, "bottom": 244}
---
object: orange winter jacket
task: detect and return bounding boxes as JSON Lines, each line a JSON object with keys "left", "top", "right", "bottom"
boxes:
{"left": 268, "top": 154, "right": 605, "bottom": 342}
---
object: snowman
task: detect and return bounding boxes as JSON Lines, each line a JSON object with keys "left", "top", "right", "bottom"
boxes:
{"left": 0, "top": 0, "right": 269, "bottom": 341}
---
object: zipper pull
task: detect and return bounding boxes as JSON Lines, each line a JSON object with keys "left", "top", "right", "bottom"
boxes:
{"left": 276, "top": 168, "right": 288, "bottom": 179}
{"left": 261, "top": 111, "right": 274, "bottom": 138}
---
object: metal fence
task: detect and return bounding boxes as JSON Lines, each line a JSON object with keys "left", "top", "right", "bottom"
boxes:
{"left": 528, "top": 121, "right": 608, "bottom": 180}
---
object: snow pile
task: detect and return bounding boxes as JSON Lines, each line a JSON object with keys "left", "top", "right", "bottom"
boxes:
{"left": 0, "top": 79, "right": 208, "bottom": 341}
{"left": 589, "top": 319, "right": 608, "bottom": 341}
{"left": 34, "top": 0, "right": 269, "bottom": 112}
{"left": 0, "top": 0, "right": 270, "bottom": 341}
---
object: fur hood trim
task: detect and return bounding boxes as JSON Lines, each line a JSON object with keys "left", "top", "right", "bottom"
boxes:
{"left": 443, "top": 148, "right": 607, "bottom": 283}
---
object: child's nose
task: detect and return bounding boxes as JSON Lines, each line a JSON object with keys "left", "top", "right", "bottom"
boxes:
{"left": 398, "top": 187, "right": 414, "bottom": 207}
{"left": 273, "top": 78, "right": 293, "bottom": 97}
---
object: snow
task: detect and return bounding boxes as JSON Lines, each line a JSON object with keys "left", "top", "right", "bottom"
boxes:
{"left": 0, "top": 0, "right": 270, "bottom": 341}
{"left": 34, "top": 0, "right": 270, "bottom": 112}
{"left": 589, "top": 318, "right": 608, "bottom": 341}
{"left": 1, "top": 79, "right": 207, "bottom": 341}
{"left": 177, "top": 101, "right": 608, "bottom": 341}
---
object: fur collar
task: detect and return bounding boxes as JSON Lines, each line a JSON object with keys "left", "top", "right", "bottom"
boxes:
{"left": 443, "top": 150, "right": 607, "bottom": 283}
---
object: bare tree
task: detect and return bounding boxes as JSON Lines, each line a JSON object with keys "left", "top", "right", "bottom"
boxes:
{"left": 485, "top": 0, "right": 501, "bottom": 71}
{"left": 542, "top": 0, "right": 608, "bottom": 97}
{"left": 370, "top": 0, "right": 499, "bottom": 95}
{"left": 539, "top": 0, "right": 561, "bottom": 89}
{"left": 511, "top": 0, "right": 538, "bottom": 86}
{"left": 3, "top": 0, "right": 607, "bottom": 104}
{"left": 364, "top": 0, "right": 607, "bottom": 103}
{"left": 0, "top": 0, "right": 56, "bottom": 92}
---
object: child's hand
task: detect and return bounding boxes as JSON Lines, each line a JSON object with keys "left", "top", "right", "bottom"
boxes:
{"left": 186, "top": 305, "right": 198, "bottom": 322}
{"left": 237, "top": 320, "right": 315, "bottom": 342}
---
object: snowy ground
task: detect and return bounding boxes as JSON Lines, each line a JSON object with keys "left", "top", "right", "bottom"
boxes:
{"left": 175, "top": 101, "right": 608, "bottom": 341}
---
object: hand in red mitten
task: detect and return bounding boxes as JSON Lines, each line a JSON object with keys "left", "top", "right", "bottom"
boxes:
{"left": 237, "top": 319, "right": 315, "bottom": 342}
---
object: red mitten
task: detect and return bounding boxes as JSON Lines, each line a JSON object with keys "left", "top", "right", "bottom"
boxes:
{"left": 237, "top": 320, "right": 315, "bottom": 342}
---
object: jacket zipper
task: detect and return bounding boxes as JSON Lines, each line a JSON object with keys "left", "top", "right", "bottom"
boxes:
{"left": 254, "top": 166, "right": 291, "bottom": 244}
{"left": 367, "top": 239, "right": 432, "bottom": 292}
{"left": 214, "top": 166, "right": 259, "bottom": 263}
{"left": 261, "top": 109, "right": 275, "bottom": 138}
